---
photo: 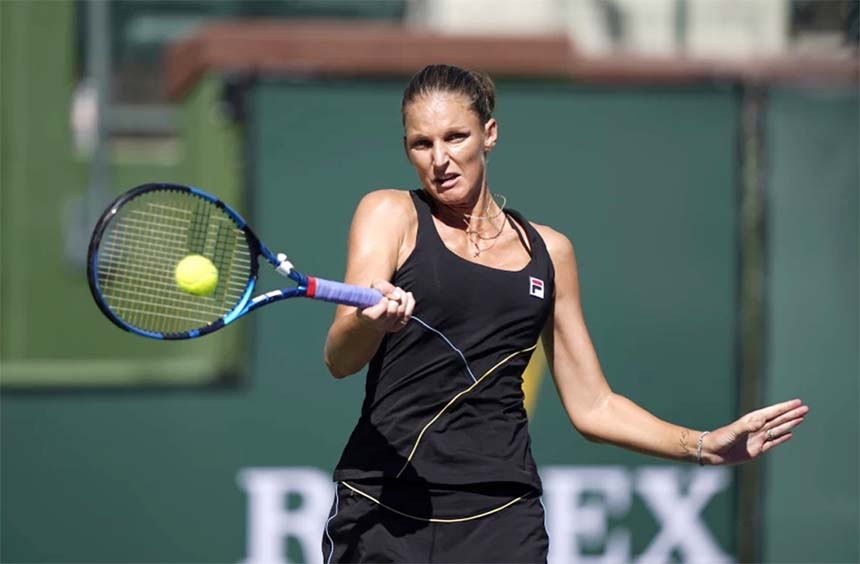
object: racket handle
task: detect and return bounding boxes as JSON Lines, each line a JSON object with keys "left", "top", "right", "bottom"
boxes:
{"left": 308, "top": 277, "right": 384, "bottom": 309}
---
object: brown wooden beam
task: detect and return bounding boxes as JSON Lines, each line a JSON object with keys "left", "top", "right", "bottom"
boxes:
{"left": 165, "top": 20, "right": 859, "bottom": 100}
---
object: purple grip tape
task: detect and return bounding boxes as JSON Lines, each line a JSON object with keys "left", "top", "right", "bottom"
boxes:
{"left": 312, "top": 278, "right": 383, "bottom": 308}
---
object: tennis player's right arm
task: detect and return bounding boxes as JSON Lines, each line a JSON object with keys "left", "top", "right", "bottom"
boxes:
{"left": 323, "top": 190, "right": 415, "bottom": 378}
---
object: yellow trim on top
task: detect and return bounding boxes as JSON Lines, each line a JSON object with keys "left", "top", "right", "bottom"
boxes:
{"left": 395, "top": 344, "right": 538, "bottom": 478}
{"left": 522, "top": 341, "right": 546, "bottom": 416}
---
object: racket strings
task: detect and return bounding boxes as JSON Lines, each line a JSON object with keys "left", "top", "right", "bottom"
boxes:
{"left": 96, "top": 190, "right": 252, "bottom": 334}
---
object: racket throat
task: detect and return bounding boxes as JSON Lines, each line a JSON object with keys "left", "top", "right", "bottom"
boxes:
{"left": 275, "top": 253, "right": 295, "bottom": 276}
{"left": 275, "top": 252, "right": 313, "bottom": 295}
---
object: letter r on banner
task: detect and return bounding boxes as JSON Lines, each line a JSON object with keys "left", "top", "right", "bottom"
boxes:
{"left": 238, "top": 467, "right": 333, "bottom": 564}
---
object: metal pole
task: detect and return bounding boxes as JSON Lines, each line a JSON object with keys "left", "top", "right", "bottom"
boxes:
{"left": 87, "top": 0, "right": 110, "bottom": 215}
{"left": 736, "top": 83, "right": 767, "bottom": 564}
{"left": 65, "top": 0, "right": 111, "bottom": 267}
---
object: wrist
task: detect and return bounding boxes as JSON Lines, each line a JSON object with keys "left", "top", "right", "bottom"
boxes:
{"left": 696, "top": 431, "right": 711, "bottom": 466}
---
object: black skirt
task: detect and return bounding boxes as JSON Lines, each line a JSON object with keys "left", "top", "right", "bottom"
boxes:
{"left": 322, "top": 480, "right": 549, "bottom": 564}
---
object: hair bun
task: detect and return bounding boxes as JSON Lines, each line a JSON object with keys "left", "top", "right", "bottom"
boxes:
{"left": 467, "top": 69, "right": 496, "bottom": 116}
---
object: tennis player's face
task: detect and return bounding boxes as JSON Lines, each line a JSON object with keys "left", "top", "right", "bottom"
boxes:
{"left": 403, "top": 92, "right": 497, "bottom": 209}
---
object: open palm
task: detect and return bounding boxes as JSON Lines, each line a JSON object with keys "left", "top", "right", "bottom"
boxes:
{"left": 705, "top": 399, "right": 809, "bottom": 465}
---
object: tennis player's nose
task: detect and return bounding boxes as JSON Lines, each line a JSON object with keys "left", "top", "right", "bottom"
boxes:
{"left": 431, "top": 143, "right": 449, "bottom": 167}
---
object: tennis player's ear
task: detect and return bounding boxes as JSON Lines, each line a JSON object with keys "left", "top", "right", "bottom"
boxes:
{"left": 483, "top": 118, "right": 498, "bottom": 152}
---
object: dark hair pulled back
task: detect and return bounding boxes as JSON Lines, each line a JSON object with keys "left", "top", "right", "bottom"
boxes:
{"left": 401, "top": 64, "right": 496, "bottom": 125}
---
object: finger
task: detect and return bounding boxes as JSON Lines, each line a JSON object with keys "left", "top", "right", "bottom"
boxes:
{"left": 389, "top": 287, "right": 404, "bottom": 302}
{"left": 386, "top": 297, "right": 399, "bottom": 316}
{"left": 395, "top": 294, "right": 408, "bottom": 315}
{"left": 766, "top": 416, "right": 806, "bottom": 441}
{"left": 755, "top": 399, "right": 805, "bottom": 423}
{"left": 390, "top": 293, "right": 413, "bottom": 329}
{"left": 762, "top": 432, "right": 793, "bottom": 452}
{"left": 404, "top": 292, "right": 415, "bottom": 318}
{"left": 766, "top": 405, "right": 809, "bottom": 429}
{"left": 391, "top": 291, "right": 414, "bottom": 325}
{"left": 371, "top": 279, "right": 397, "bottom": 296}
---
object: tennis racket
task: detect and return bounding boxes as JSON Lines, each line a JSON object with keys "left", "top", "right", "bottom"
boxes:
{"left": 87, "top": 183, "right": 382, "bottom": 340}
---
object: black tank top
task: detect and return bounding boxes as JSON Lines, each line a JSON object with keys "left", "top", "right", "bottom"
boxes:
{"left": 333, "top": 190, "right": 555, "bottom": 491}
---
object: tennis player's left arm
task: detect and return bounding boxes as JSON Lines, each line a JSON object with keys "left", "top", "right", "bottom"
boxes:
{"left": 537, "top": 225, "right": 808, "bottom": 465}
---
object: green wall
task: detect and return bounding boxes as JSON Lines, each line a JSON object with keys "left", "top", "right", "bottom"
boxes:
{"left": 762, "top": 87, "right": 859, "bottom": 564}
{"left": 248, "top": 79, "right": 740, "bottom": 557}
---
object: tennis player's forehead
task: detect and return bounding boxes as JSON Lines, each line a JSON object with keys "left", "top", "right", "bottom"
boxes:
{"left": 404, "top": 91, "right": 479, "bottom": 133}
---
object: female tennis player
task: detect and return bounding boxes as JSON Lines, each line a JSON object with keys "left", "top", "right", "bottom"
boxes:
{"left": 321, "top": 64, "right": 808, "bottom": 563}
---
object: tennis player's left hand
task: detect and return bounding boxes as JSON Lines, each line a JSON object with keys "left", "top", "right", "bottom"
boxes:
{"left": 701, "top": 398, "right": 809, "bottom": 465}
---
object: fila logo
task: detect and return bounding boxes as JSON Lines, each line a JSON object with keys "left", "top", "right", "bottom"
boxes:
{"left": 529, "top": 277, "right": 545, "bottom": 299}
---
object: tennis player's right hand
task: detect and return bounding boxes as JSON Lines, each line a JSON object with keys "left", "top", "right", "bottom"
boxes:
{"left": 356, "top": 280, "right": 415, "bottom": 333}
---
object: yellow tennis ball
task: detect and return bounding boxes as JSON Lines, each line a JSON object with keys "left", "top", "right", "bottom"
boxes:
{"left": 175, "top": 254, "right": 218, "bottom": 296}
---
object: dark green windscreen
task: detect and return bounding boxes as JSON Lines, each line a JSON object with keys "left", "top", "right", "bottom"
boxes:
{"left": 249, "top": 79, "right": 740, "bottom": 559}
{"left": 762, "top": 87, "right": 859, "bottom": 564}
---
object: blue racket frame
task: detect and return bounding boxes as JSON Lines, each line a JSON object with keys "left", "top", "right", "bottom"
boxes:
{"left": 87, "top": 183, "right": 382, "bottom": 340}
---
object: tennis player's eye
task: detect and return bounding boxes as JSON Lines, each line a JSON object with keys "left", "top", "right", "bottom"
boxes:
{"left": 448, "top": 132, "right": 468, "bottom": 142}
{"left": 411, "top": 140, "right": 431, "bottom": 149}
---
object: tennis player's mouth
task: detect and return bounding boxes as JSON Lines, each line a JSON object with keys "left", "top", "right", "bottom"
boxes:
{"left": 434, "top": 174, "right": 459, "bottom": 189}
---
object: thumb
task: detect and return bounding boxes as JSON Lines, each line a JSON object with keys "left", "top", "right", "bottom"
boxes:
{"left": 370, "top": 279, "right": 399, "bottom": 300}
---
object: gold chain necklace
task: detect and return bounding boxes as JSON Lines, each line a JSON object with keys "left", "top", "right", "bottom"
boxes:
{"left": 464, "top": 193, "right": 507, "bottom": 221}
{"left": 466, "top": 219, "right": 505, "bottom": 257}
{"left": 463, "top": 193, "right": 507, "bottom": 257}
